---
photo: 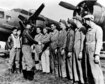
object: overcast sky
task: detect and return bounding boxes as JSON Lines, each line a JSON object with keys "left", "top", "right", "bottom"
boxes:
{"left": 0, "top": 0, "right": 105, "bottom": 21}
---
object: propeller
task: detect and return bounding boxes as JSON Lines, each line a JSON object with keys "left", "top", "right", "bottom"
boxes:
{"left": 59, "top": 0, "right": 98, "bottom": 16}
{"left": 18, "top": 3, "right": 45, "bottom": 26}
{"left": 28, "top": 3, "right": 45, "bottom": 20}
{"left": 59, "top": 1, "right": 77, "bottom": 10}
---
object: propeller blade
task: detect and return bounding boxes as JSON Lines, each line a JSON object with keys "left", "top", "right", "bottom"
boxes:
{"left": 59, "top": 1, "right": 76, "bottom": 10}
{"left": 28, "top": 3, "right": 45, "bottom": 20}
{"left": 19, "top": 21, "right": 25, "bottom": 33}
{"left": 85, "top": 0, "right": 97, "bottom": 1}
{"left": 18, "top": 15, "right": 27, "bottom": 21}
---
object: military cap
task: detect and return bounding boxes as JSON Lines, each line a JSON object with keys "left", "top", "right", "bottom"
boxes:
{"left": 59, "top": 19, "right": 67, "bottom": 26}
{"left": 83, "top": 14, "right": 94, "bottom": 21}
{"left": 17, "top": 27, "right": 21, "bottom": 31}
{"left": 26, "top": 24, "right": 31, "bottom": 28}
{"left": 12, "top": 27, "right": 17, "bottom": 31}
{"left": 73, "top": 16, "right": 82, "bottom": 22}
{"left": 67, "top": 18, "right": 75, "bottom": 25}
{"left": 44, "top": 27, "right": 51, "bottom": 30}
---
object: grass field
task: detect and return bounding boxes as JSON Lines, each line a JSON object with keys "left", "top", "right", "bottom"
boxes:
{"left": 0, "top": 57, "right": 104, "bottom": 84}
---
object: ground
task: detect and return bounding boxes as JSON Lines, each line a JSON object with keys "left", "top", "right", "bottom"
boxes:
{"left": 0, "top": 57, "right": 105, "bottom": 84}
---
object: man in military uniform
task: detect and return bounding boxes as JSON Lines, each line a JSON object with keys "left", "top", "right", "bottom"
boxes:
{"left": 41, "top": 27, "right": 51, "bottom": 73}
{"left": 34, "top": 27, "right": 43, "bottom": 71}
{"left": 7, "top": 27, "right": 21, "bottom": 73}
{"left": 49, "top": 24, "right": 59, "bottom": 76}
{"left": 22, "top": 24, "right": 39, "bottom": 80}
{"left": 57, "top": 20, "right": 67, "bottom": 78}
{"left": 66, "top": 19, "right": 75, "bottom": 80}
{"left": 83, "top": 14, "right": 104, "bottom": 84}
{"left": 72, "top": 16, "right": 85, "bottom": 84}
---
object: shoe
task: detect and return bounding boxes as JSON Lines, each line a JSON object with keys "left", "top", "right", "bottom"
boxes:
{"left": 22, "top": 70, "right": 27, "bottom": 79}
{"left": 27, "top": 71, "right": 34, "bottom": 81}
{"left": 73, "top": 82, "right": 79, "bottom": 84}
{"left": 42, "top": 72, "right": 46, "bottom": 74}
{"left": 46, "top": 72, "right": 50, "bottom": 75}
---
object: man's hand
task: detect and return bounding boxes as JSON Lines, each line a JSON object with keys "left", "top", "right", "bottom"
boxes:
{"left": 38, "top": 41, "right": 41, "bottom": 45}
{"left": 61, "top": 49, "right": 65, "bottom": 55}
{"left": 68, "top": 52, "right": 72, "bottom": 58}
{"left": 94, "top": 54, "right": 100, "bottom": 64}
{"left": 78, "top": 52, "right": 82, "bottom": 60}
{"left": 55, "top": 49, "right": 57, "bottom": 54}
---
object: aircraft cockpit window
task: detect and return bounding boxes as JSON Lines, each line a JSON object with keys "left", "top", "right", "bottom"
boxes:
{"left": 6, "top": 15, "right": 11, "bottom": 21}
{"left": 0, "top": 11, "right": 4, "bottom": 18}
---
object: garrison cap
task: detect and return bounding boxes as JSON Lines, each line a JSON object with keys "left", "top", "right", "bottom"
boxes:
{"left": 59, "top": 19, "right": 67, "bottom": 26}
{"left": 44, "top": 27, "right": 51, "bottom": 30}
{"left": 73, "top": 16, "right": 82, "bottom": 22}
{"left": 83, "top": 14, "right": 94, "bottom": 21}
{"left": 67, "top": 18, "right": 76, "bottom": 25}
{"left": 12, "top": 27, "right": 17, "bottom": 31}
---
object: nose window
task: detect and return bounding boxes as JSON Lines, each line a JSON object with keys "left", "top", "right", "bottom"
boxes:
{"left": 0, "top": 11, "right": 4, "bottom": 18}
{"left": 6, "top": 15, "right": 11, "bottom": 22}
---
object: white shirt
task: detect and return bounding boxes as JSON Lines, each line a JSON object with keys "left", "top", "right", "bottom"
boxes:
{"left": 11, "top": 34, "right": 21, "bottom": 48}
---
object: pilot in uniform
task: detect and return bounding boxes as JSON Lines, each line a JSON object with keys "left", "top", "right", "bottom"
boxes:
{"left": 83, "top": 14, "right": 104, "bottom": 84}
{"left": 72, "top": 16, "right": 85, "bottom": 84}
{"left": 22, "top": 24, "right": 39, "bottom": 80}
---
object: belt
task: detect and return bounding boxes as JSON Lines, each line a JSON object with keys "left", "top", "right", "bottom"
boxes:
{"left": 14, "top": 48, "right": 21, "bottom": 49}
{"left": 86, "top": 42, "right": 95, "bottom": 45}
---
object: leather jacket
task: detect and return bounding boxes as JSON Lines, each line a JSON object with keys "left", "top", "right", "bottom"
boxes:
{"left": 22, "top": 29, "right": 38, "bottom": 45}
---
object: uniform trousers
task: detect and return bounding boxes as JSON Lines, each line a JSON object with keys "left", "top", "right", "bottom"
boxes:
{"left": 22, "top": 45, "right": 34, "bottom": 71}
{"left": 41, "top": 49, "right": 50, "bottom": 73}
{"left": 85, "top": 44, "right": 104, "bottom": 84}
{"left": 9, "top": 48, "right": 21, "bottom": 69}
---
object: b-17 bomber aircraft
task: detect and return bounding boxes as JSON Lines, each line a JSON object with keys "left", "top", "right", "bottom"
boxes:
{"left": 0, "top": 3, "right": 59, "bottom": 41}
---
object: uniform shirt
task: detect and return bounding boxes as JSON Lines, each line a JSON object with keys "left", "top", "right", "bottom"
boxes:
{"left": 41, "top": 33, "right": 50, "bottom": 51}
{"left": 7, "top": 34, "right": 21, "bottom": 49}
{"left": 86, "top": 24, "right": 103, "bottom": 55}
{"left": 74, "top": 28, "right": 85, "bottom": 52}
{"left": 66, "top": 28, "right": 75, "bottom": 52}
{"left": 22, "top": 29, "right": 38, "bottom": 45}
{"left": 11, "top": 34, "right": 21, "bottom": 48}
{"left": 34, "top": 33, "right": 43, "bottom": 54}
{"left": 58, "top": 29, "right": 67, "bottom": 49}
{"left": 50, "top": 29, "right": 59, "bottom": 50}
{"left": 41, "top": 33, "right": 50, "bottom": 44}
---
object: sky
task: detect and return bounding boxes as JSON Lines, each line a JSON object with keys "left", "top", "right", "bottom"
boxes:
{"left": 0, "top": 0, "right": 105, "bottom": 21}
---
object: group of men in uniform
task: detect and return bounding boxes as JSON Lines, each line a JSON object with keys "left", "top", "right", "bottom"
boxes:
{"left": 7, "top": 13, "right": 104, "bottom": 84}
